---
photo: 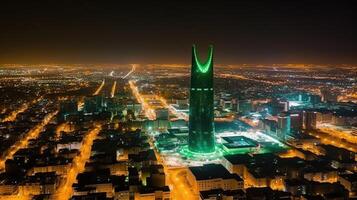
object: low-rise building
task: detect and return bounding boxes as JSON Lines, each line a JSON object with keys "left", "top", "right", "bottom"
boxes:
{"left": 187, "top": 164, "right": 244, "bottom": 193}
{"left": 338, "top": 173, "right": 357, "bottom": 198}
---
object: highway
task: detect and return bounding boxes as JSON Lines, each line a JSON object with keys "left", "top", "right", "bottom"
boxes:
{"left": 128, "top": 80, "right": 156, "bottom": 120}
{"left": 110, "top": 81, "right": 117, "bottom": 98}
{"left": 218, "top": 73, "right": 286, "bottom": 85}
{"left": 122, "top": 64, "right": 136, "bottom": 79}
{"left": 157, "top": 95, "right": 235, "bottom": 122}
{"left": 156, "top": 95, "right": 188, "bottom": 121}
{"left": 93, "top": 79, "right": 105, "bottom": 96}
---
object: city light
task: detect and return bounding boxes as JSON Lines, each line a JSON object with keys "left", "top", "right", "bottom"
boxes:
{"left": 0, "top": 4, "right": 356, "bottom": 198}
{"left": 110, "top": 81, "right": 117, "bottom": 98}
{"left": 1, "top": 97, "right": 42, "bottom": 123}
{"left": 129, "top": 80, "right": 156, "bottom": 120}
{"left": 52, "top": 125, "right": 102, "bottom": 200}
{"left": 93, "top": 79, "right": 105, "bottom": 96}
{"left": 0, "top": 111, "right": 58, "bottom": 171}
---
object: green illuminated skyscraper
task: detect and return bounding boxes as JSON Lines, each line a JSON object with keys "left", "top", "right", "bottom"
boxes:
{"left": 188, "top": 45, "right": 215, "bottom": 153}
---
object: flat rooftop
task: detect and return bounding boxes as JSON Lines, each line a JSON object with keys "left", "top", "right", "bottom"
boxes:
{"left": 189, "top": 164, "right": 242, "bottom": 181}
{"left": 222, "top": 136, "right": 259, "bottom": 149}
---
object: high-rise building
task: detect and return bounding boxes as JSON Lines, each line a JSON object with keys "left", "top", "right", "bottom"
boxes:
{"left": 237, "top": 99, "right": 252, "bottom": 115}
{"left": 305, "top": 111, "right": 317, "bottom": 130}
{"left": 310, "top": 94, "right": 322, "bottom": 107}
{"left": 289, "top": 111, "right": 304, "bottom": 135}
{"left": 277, "top": 112, "right": 291, "bottom": 140}
{"left": 262, "top": 119, "right": 278, "bottom": 137}
{"left": 321, "top": 89, "right": 338, "bottom": 102}
{"left": 59, "top": 100, "right": 78, "bottom": 121}
{"left": 188, "top": 45, "right": 215, "bottom": 153}
{"left": 155, "top": 108, "right": 169, "bottom": 120}
{"left": 84, "top": 96, "right": 105, "bottom": 114}
{"left": 268, "top": 99, "right": 286, "bottom": 116}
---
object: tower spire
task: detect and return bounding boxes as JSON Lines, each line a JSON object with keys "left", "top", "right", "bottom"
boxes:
{"left": 192, "top": 45, "right": 213, "bottom": 73}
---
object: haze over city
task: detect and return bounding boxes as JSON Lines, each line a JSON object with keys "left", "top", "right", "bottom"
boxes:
{"left": 1, "top": 1, "right": 357, "bottom": 64}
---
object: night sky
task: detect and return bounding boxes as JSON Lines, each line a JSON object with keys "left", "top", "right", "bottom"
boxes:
{"left": 0, "top": 1, "right": 356, "bottom": 65}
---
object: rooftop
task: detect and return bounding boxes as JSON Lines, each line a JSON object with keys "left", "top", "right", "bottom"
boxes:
{"left": 339, "top": 173, "right": 357, "bottom": 182}
{"left": 189, "top": 164, "right": 242, "bottom": 181}
{"left": 223, "top": 154, "right": 252, "bottom": 165}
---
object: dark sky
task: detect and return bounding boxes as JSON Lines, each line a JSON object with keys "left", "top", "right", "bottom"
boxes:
{"left": 0, "top": 1, "right": 356, "bottom": 65}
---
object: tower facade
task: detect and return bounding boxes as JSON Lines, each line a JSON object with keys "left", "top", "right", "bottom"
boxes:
{"left": 188, "top": 45, "right": 215, "bottom": 153}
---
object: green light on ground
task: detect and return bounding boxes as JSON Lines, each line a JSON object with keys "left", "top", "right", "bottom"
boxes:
{"left": 179, "top": 140, "right": 290, "bottom": 160}
{"left": 180, "top": 145, "right": 222, "bottom": 160}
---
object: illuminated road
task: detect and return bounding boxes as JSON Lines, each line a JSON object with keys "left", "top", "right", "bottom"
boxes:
{"left": 51, "top": 125, "right": 102, "bottom": 200}
{"left": 55, "top": 122, "right": 72, "bottom": 138}
{"left": 77, "top": 97, "right": 85, "bottom": 111}
{"left": 1, "top": 97, "right": 42, "bottom": 122}
{"left": 218, "top": 73, "right": 250, "bottom": 81}
{"left": 1, "top": 104, "right": 28, "bottom": 122}
{"left": 156, "top": 95, "right": 188, "bottom": 121}
{"left": 214, "top": 114, "right": 235, "bottom": 122}
{"left": 128, "top": 80, "right": 156, "bottom": 120}
{"left": 307, "top": 130, "right": 357, "bottom": 153}
{"left": 110, "top": 81, "right": 117, "bottom": 98}
{"left": 157, "top": 95, "right": 234, "bottom": 122}
{"left": 139, "top": 92, "right": 194, "bottom": 199}
{"left": 0, "top": 111, "right": 58, "bottom": 171}
{"left": 122, "top": 64, "right": 136, "bottom": 79}
{"left": 167, "top": 167, "right": 197, "bottom": 200}
{"left": 318, "top": 125, "right": 357, "bottom": 144}
{"left": 131, "top": 83, "right": 235, "bottom": 122}
{"left": 148, "top": 137, "right": 196, "bottom": 200}
{"left": 278, "top": 149, "right": 306, "bottom": 160}
{"left": 93, "top": 79, "right": 105, "bottom": 96}
{"left": 300, "top": 143, "right": 325, "bottom": 156}
{"left": 218, "top": 73, "right": 286, "bottom": 85}
{"left": 238, "top": 116, "right": 259, "bottom": 127}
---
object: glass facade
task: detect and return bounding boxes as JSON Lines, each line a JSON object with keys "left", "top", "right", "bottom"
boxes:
{"left": 188, "top": 45, "right": 215, "bottom": 153}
